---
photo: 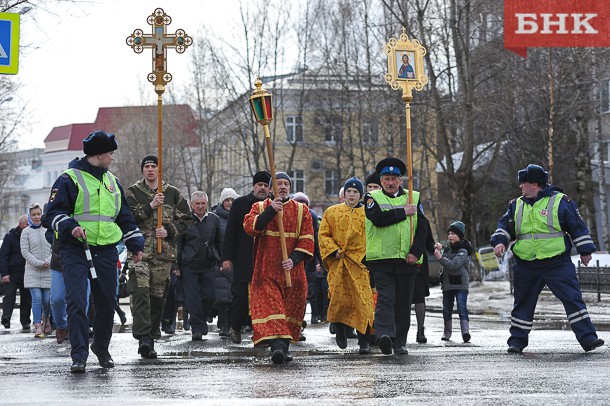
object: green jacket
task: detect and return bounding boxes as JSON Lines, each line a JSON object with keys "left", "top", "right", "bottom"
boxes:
{"left": 365, "top": 189, "right": 421, "bottom": 263}
{"left": 513, "top": 193, "right": 565, "bottom": 260}
{"left": 126, "top": 179, "right": 190, "bottom": 262}
{"left": 65, "top": 168, "right": 123, "bottom": 246}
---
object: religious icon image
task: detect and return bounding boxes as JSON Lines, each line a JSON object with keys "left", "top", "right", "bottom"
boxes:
{"left": 396, "top": 51, "right": 415, "bottom": 80}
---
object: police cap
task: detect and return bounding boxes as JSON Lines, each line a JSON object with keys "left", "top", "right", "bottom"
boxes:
{"left": 376, "top": 157, "right": 406, "bottom": 176}
{"left": 517, "top": 164, "right": 548, "bottom": 185}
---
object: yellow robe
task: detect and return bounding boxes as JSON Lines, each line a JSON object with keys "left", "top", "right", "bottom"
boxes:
{"left": 318, "top": 203, "right": 374, "bottom": 334}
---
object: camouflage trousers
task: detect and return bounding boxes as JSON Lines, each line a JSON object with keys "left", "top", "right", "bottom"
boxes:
{"left": 128, "top": 258, "right": 172, "bottom": 339}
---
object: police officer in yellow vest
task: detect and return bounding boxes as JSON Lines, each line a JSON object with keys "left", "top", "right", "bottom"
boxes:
{"left": 44, "top": 131, "right": 144, "bottom": 373}
{"left": 364, "top": 157, "right": 429, "bottom": 355}
{"left": 491, "top": 164, "right": 604, "bottom": 354}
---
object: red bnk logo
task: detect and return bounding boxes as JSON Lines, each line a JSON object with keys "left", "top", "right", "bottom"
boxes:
{"left": 504, "top": 0, "right": 610, "bottom": 57}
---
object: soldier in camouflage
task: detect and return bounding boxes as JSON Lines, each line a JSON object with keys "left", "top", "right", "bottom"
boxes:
{"left": 125, "top": 155, "right": 190, "bottom": 358}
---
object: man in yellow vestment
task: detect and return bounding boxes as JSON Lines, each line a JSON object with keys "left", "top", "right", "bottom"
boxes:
{"left": 319, "top": 177, "right": 374, "bottom": 354}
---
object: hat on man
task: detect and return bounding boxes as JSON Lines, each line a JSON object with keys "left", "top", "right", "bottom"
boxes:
{"left": 252, "top": 170, "right": 272, "bottom": 186}
{"left": 343, "top": 176, "right": 364, "bottom": 198}
{"left": 273, "top": 172, "right": 292, "bottom": 187}
{"left": 365, "top": 171, "right": 381, "bottom": 187}
{"left": 292, "top": 192, "right": 310, "bottom": 206}
{"left": 220, "top": 187, "right": 239, "bottom": 203}
{"left": 140, "top": 154, "right": 158, "bottom": 172}
{"left": 517, "top": 164, "right": 548, "bottom": 185}
{"left": 448, "top": 220, "right": 465, "bottom": 240}
{"left": 82, "top": 131, "right": 118, "bottom": 156}
{"left": 376, "top": 157, "right": 407, "bottom": 176}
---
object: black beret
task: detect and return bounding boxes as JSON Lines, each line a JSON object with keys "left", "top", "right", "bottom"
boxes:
{"left": 375, "top": 157, "right": 406, "bottom": 176}
{"left": 365, "top": 171, "right": 381, "bottom": 186}
{"left": 82, "top": 131, "right": 118, "bottom": 156}
{"left": 252, "top": 170, "right": 272, "bottom": 186}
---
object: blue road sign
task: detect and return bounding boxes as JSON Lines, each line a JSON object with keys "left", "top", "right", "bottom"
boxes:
{"left": 0, "top": 12, "right": 20, "bottom": 74}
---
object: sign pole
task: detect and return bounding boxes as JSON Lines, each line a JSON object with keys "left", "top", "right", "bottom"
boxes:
{"left": 384, "top": 27, "right": 428, "bottom": 243}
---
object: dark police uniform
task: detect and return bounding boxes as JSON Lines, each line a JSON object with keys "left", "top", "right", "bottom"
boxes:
{"left": 364, "top": 157, "right": 428, "bottom": 355}
{"left": 491, "top": 164, "right": 604, "bottom": 353}
{"left": 43, "top": 131, "right": 144, "bottom": 372}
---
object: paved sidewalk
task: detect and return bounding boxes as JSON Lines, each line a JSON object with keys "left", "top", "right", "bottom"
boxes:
{"left": 426, "top": 280, "right": 610, "bottom": 330}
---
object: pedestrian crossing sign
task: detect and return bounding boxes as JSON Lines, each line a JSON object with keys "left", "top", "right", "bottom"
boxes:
{"left": 0, "top": 12, "right": 20, "bottom": 75}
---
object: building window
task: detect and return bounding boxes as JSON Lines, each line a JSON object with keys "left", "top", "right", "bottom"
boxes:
{"left": 601, "top": 79, "right": 610, "bottom": 114}
{"left": 286, "top": 169, "right": 305, "bottom": 193}
{"left": 286, "top": 115, "right": 303, "bottom": 143}
{"left": 325, "top": 169, "right": 339, "bottom": 196}
{"left": 361, "top": 119, "right": 379, "bottom": 145}
{"left": 316, "top": 116, "right": 343, "bottom": 143}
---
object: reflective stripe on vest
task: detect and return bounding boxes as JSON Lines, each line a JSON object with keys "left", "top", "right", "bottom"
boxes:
{"left": 65, "top": 168, "right": 123, "bottom": 246}
{"left": 365, "top": 190, "right": 421, "bottom": 263}
{"left": 512, "top": 193, "right": 566, "bottom": 260}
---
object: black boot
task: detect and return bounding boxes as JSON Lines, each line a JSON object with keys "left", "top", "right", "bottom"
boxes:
{"left": 283, "top": 339, "right": 293, "bottom": 363}
{"left": 148, "top": 339, "right": 158, "bottom": 359}
{"left": 335, "top": 323, "right": 348, "bottom": 349}
{"left": 138, "top": 337, "right": 151, "bottom": 358}
{"left": 270, "top": 339, "right": 285, "bottom": 364}
{"left": 116, "top": 305, "right": 127, "bottom": 325}
{"left": 416, "top": 326, "right": 427, "bottom": 344}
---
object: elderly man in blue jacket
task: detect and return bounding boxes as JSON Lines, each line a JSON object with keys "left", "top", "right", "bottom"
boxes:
{"left": 491, "top": 164, "right": 604, "bottom": 354}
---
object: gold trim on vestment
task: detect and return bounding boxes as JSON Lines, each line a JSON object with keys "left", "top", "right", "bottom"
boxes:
{"left": 252, "top": 313, "right": 287, "bottom": 324}
{"left": 285, "top": 317, "right": 301, "bottom": 326}
{"left": 263, "top": 230, "right": 300, "bottom": 238}
{"left": 253, "top": 334, "right": 294, "bottom": 345}
{"left": 294, "top": 247, "right": 314, "bottom": 256}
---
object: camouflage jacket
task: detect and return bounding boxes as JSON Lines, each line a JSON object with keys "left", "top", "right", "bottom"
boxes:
{"left": 126, "top": 179, "right": 190, "bottom": 262}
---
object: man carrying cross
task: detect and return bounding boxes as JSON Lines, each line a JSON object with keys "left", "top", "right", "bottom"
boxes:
{"left": 125, "top": 155, "right": 190, "bottom": 359}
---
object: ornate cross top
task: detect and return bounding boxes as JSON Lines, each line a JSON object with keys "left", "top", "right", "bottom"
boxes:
{"left": 125, "top": 8, "right": 192, "bottom": 254}
{"left": 126, "top": 8, "right": 192, "bottom": 95}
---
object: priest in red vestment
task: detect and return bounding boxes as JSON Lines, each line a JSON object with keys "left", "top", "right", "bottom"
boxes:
{"left": 243, "top": 172, "right": 314, "bottom": 364}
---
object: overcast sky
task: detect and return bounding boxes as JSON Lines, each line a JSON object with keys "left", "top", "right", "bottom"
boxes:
{"left": 14, "top": 0, "right": 243, "bottom": 149}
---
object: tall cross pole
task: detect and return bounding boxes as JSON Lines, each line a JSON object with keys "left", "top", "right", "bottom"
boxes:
{"left": 126, "top": 8, "right": 192, "bottom": 253}
{"left": 384, "top": 27, "right": 428, "bottom": 243}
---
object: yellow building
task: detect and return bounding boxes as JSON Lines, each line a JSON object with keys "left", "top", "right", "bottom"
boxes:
{"left": 209, "top": 70, "right": 439, "bottom": 218}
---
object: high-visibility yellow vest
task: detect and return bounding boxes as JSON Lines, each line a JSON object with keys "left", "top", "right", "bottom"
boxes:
{"left": 365, "top": 190, "right": 421, "bottom": 263}
{"left": 512, "top": 193, "right": 566, "bottom": 260}
{"left": 64, "top": 168, "right": 123, "bottom": 246}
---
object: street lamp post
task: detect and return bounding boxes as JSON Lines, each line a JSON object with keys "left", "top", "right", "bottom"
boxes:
{"left": 249, "top": 78, "right": 291, "bottom": 288}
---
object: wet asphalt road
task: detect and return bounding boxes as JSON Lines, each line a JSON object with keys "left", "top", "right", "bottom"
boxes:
{"left": 1, "top": 304, "right": 609, "bottom": 405}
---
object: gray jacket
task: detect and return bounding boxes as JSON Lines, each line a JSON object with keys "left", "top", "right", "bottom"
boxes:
{"left": 439, "top": 240, "right": 473, "bottom": 292}
{"left": 20, "top": 226, "right": 51, "bottom": 289}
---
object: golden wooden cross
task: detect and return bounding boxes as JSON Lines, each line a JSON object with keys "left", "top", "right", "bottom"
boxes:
{"left": 125, "top": 8, "right": 192, "bottom": 253}
{"left": 126, "top": 7, "right": 192, "bottom": 94}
